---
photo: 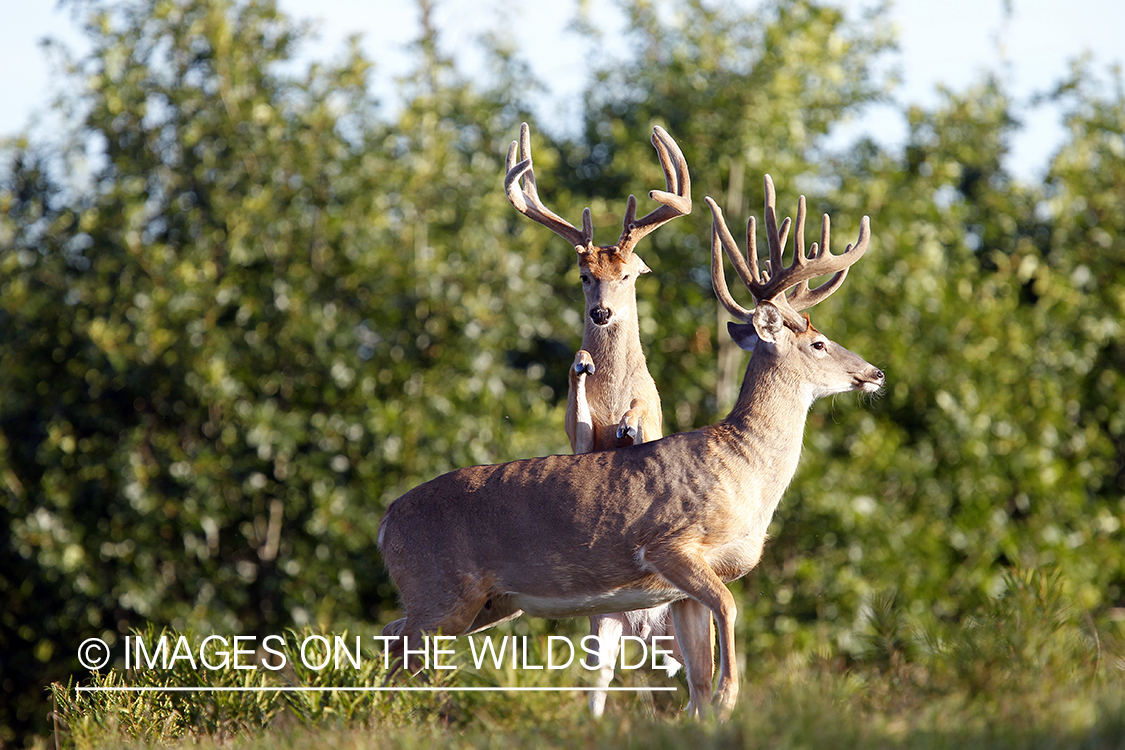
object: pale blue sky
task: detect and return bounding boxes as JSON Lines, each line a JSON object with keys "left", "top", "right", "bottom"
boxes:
{"left": 3, "top": 1, "right": 1122, "bottom": 182}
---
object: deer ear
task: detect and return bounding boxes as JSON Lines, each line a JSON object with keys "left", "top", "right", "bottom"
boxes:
{"left": 751, "top": 302, "right": 785, "bottom": 344}
{"left": 728, "top": 322, "right": 760, "bottom": 352}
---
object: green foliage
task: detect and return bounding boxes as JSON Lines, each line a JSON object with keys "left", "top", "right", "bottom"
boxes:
{"left": 918, "top": 568, "right": 1102, "bottom": 694}
{"left": 3, "top": 0, "right": 1125, "bottom": 745}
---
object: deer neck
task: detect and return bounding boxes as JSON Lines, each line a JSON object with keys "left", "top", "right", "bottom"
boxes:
{"left": 579, "top": 310, "right": 650, "bottom": 421}
{"left": 581, "top": 312, "right": 647, "bottom": 381}
{"left": 714, "top": 354, "right": 817, "bottom": 524}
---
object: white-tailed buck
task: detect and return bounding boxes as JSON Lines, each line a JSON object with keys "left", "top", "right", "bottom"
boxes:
{"left": 378, "top": 174, "right": 884, "bottom": 718}
{"left": 505, "top": 122, "right": 691, "bottom": 715}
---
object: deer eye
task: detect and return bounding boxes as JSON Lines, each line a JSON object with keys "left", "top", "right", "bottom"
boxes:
{"left": 812, "top": 341, "right": 827, "bottom": 351}
{"left": 621, "top": 274, "right": 630, "bottom": 281}
{"left": 580, "top": 274, "right": 590, "bottom": 284}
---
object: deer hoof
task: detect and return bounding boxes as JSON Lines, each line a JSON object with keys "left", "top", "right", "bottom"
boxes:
{"left": 713, "top": 681, "right": 737, "bottom": 721}
{"left": 574, "top": 351, "right": 596, "bottom": 376}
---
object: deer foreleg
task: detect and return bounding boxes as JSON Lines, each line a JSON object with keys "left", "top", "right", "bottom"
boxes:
{"left": 616, "top": 396, "right": 655, "bottom": 444}
{"left": 642, "top": 545, "right": 738, "bottom": 719}
{"left": 566, "top": 350, "right": 596, "bottom": 454}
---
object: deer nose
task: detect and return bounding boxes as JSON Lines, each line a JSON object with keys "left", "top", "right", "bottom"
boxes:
{"left": 590, "top": 307, "right": 612, "bottom": 326}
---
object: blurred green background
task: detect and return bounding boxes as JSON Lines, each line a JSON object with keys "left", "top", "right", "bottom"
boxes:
{"left": 2, "top": 0, "right": 1123, "bottom": 744}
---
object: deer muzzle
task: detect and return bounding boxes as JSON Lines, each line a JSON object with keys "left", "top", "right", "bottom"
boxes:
{"left": 590, "top": 306, "right": 613, "bottom": 326}
{"left": 855, "top": 367, "right": 885, "bottom": 393}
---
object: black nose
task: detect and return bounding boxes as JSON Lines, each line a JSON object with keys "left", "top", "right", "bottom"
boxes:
{"left": 590, "top": 307, "right": 612, "bottom": 326}
{"left": 873, "top": 369, "right": 885, "bottom": 382}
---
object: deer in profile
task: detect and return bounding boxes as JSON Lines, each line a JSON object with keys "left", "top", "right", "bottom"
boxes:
{"left": 504, "top": 122, "right": 691, "bottom": 716}
{"left": 378, "top": 174, "right": 884, "bottom": 718}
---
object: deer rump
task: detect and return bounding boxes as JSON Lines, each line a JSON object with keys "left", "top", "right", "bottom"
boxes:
{"left": 378, "top": 436, "right": 743, "bottom": 634}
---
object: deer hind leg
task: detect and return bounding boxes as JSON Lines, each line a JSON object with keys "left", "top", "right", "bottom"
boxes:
{"left": 616, "top": 396, "right": 654, "bottom": 443}
{"left": 382, "top": 578, "right": 492, "bottom": 676}
{"left": 586, "top": 613, "right": 625, "bottom": 718}
{"left": 669, "top": 597, "right": 714, "bottom": 716}
{"left": 566, "top": 350, "right": 596, "bottom": 454}
{"left": 641, "top": 546, "right": 737, "bottom": 719}
{"left": 588, "top": 606, "right": 682, "bottom": 717}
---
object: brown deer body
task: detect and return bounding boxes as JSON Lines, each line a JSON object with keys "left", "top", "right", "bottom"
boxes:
{"left": 505, "top": 123, "right": 690, "bottom": 715}
{"left": 379, "top": 175, "right": 884, "bottom": 717}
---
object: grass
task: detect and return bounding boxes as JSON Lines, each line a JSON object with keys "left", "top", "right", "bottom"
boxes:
{"left": 49, "top": 569, "right": 1125, "bottom": 749}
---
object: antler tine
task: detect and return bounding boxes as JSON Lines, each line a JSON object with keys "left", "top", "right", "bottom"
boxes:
{"left": 504, "top": 122, "right": 593, "bottom": 250}
{"left": 794, "top": 195, "right": 806, "bottom": 268}
{"left": 615, "top": 125, "right": 692, "bottom": 256}
{"left": 778, "top": 193, "right": 816, "bottom": 305}
{"left": 762, "top": 175, "right": 786, "bottom": 287}
{"left": 743, "top": 215, "right": 760, "bottom": 289}
{"left": 742, "top": 217, "right": 760, "bottom": 287}
{"left": 649, "top": 126, "right": 692, "bottom": 213}
{"left": 705, "top": 197, "right": 753, "bottom": 322}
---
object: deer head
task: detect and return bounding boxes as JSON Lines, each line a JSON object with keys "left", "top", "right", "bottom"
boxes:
{"left": 505, "top": 123, "right": 691, "bottom": 329}
{"left": 707, "top": 175, "right": 881, "bottom": 403}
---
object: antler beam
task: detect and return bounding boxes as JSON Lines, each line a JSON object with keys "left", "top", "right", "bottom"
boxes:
{"left": 614, "top": 126, "right": 692, "bottom": 256}
{"left": 505, "top": 123, "right": 593, "bottom": 250}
